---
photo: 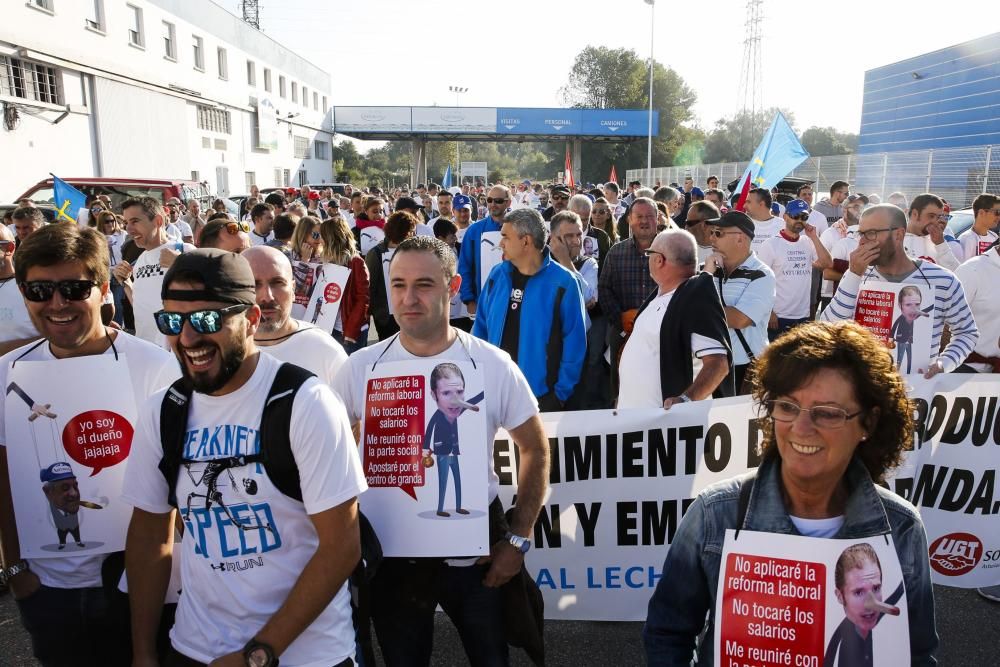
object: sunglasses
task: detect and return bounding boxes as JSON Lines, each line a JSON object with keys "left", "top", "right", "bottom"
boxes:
{"left": 311, "top": 231, "right": 322, "bottom": 240}
{"left": 153, "top": 304, "right": 250, "bottom": 336}
{"left": 0, "top": 240, "right": 15, "bottom": 252}
{"left": 486, "top": 197, "right": 508, "bottom": 204}
{"left": 20, "top": 279, "right": 99, "bottom": 302}
{"left": 551, "top": 195, "right": 569, "bottom": 201}
{"left": 226, "top": 221, "right": 250, "bottom": 234}
{"left": 793, "top": 213, "right": 810, "bottom": 222}
{"left": 709, "top": 229, "right": 742, "bottom": 238}
{"left": 593, "top": 209, "right": 610, "bottom": 215}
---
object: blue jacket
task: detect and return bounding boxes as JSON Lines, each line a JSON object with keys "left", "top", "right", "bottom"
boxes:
{"left": 642, "top": 454, "right": 938, "bottom": 666}
{"left": 472, "top": 249, "right": 587, "bottom": 402}
{"left": 457, "top": 215, "right": 503, "bottom": 304}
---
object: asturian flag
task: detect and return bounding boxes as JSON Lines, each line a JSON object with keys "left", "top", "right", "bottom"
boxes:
{"left": 733, "top": 112, "right": 809, "bottom": 211}
{"left": 442, "top": 164, "right": 452, "bottom": 189}
{"left": 52, "top": 175, "right": 87, "bottom": 223}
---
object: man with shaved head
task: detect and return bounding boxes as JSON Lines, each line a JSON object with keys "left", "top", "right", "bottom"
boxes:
{"left": 617, "top": 229, "right": 733, "bottom": 409}
{"left": 243, "top": 245, "right": 347, "bottom": 386}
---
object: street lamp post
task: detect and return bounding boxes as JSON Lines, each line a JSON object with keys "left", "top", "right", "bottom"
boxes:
{"left": 449, "top": 85, "right": 468, "bottom": 185}
{"left": 644, "top": 0, "right": 655, "bottom": 181}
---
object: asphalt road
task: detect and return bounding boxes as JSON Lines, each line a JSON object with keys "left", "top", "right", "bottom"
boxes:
{"left": 0, "top": 584, "right": 996, "bottom": 666}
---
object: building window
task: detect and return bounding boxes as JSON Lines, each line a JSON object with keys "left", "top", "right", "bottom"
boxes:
{"left": 86, "top": 0, "right": 105, "bottom": 31}
{"left": 28, "top": 0, "right": 53, "bottom": 13}
{"left": 314, "top": 141, "right": 328, "bottom": 160}
{"left": 302, "top": 86, "right": 308, "bottom": 108}
{"left": 0, "top": 55, "right": 61, "bottom": 105}
{"left": 162, "top": 21, "right": 176, "bottom": 60}
{"left": 191, "top": 170, "right": 200, "bottom": 182}
{"left": 217, "top": 48, "right": 228, "bottom": 80}
{"left": 263, "top": 68, "right": 271, "bottom": 92}
{"left": 197, "top": 105, "right": 231, "bottom": 134}
{"left": 291, "top": 82, "right": 298, "bottom": 104}
{"left": 278, "top": 75, "right": 286, "bottom": 98}
{"left": 312, "top": 92, "right": 318, "bottom": 111}
{"left": 245, "top": 172, "right": 256, "bottom": 192}
{"left": 192, "top": 35, "right": 204, "bottom": 70}
{"left": 273, "top": 168, "right": 282, "bottom": 187}
{"left": 126, "top": 4, "right": 144, "bottom": 48}
{"left": 293, "top": 136, "right": 310, "bottom": 159}
{"left": 246, "top": 60, "right": 255, "bottom": 86}
{"left": 322, "top": 95, "right": 327, "bottom": 112}
{"left": 283, "top": 169, "right": 291, "bottom": 186}
{"left": 298, "top": 170, "right": 307, "bottom": 187}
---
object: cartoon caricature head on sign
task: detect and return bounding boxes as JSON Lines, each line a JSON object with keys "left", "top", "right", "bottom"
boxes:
{"left": 834, "top": 543, "right": 899, "bottom": 636}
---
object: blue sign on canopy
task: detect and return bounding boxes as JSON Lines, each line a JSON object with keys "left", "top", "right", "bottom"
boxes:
{"left": 495, "top": 108, "right": 657, "bottom": 137}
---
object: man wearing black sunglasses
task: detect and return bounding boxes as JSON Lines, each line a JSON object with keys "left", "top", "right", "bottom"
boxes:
{"left": 0, "top": 224, "right": 178, "bottom": 666}
{"left": 124, "top": 249, "right": 364, "bottom": 667}
{"left": 0, "top": 226, "right": 40, "bottom": 355}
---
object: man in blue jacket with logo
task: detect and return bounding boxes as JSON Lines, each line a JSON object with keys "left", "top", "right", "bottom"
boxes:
{"left": 473, "top": 208, "right": 587, "bottom": 411}
{"left": 458, "top": 185, "right": 511, "bottom": 316}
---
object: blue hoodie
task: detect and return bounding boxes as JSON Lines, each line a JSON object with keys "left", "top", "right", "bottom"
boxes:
{"left": 457, "top": 214, "right": 503, "bottom": 304}
{"left": 472, "top": 249, "right": 587, "bottom": 402}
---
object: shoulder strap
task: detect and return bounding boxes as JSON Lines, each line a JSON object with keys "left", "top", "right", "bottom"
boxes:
{"left": 733, "top": 474, "right": 756, "bottom": 539}
{"left": 257, "top": 363, "right": 316, "bottom": 502}
{"left": 715, "top": 272, "right": 756, "bottom": 361}
{"left": 158, "top": 378, "right": 196, "bottom": 508}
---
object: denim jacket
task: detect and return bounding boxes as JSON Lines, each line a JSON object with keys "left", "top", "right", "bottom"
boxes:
{"left": 643, "top": 454, "right": 938, "bottom": 666}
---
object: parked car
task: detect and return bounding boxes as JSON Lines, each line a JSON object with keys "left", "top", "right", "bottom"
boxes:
{"left": 17, "top": 177, "right": 212, "bottom": 212}
{"left": 945, "top": 207, "right": 975, "bottom": 238}
{"left": 725, "top": 176, "right": 815, "bottom": 206}
{"left": 0, "top": 203, "right": 59, "bottom": 223}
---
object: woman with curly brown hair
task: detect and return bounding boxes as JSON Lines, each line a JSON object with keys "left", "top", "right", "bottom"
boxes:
{"left": 644, "top": 320, "right": 937, "bottom": 666}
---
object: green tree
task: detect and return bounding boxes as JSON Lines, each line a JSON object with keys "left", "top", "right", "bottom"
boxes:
{"left": 801, "top": 126, "right": 858, "bottom": 156}
{"left": 561, "top": 46, "right": 698, "bottom": 182}
{"left": 701, "top": 108, "right": 798, "bottom": 163}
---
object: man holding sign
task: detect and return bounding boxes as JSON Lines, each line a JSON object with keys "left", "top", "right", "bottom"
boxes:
{"left": 819, "top": 204, "right": 977, "bottom": 377}
{"left": 0, "top": 224, "right": 178, "bottom": 666}
{"left": 335, "top": 236, "right": 549, "bottom": 666}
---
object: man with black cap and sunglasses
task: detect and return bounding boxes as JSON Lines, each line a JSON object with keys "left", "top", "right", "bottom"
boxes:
{"left": 123, "top": 248, "right": 365, "bottom": 667}
{"left": 542, "top": 184, "right": 571, "bottom": 222}
{"left": 757, "top": 199, "right": 833, "bottom": 340}
{"left": 702, "top": 210, "right": 776, "bottom": 393}
{"left": 0, "top": 223, "right": 178, "bottom": 666}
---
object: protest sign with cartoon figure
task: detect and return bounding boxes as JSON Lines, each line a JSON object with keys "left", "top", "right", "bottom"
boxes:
{"left": 715, "top": 530, "right": 909, "bottom": 667}
{"left": 302, "top": 263, "right": 350, "bottom": 330}
{"left": 291, "top": 260, "right": 320, "bottom": 320}
{"left": 5, "top": 356, "right": 138, "bottom": 558}
{"left": 360, "top": 359, "right": 488, "bottom": 557}
{"left": 480, "top": 231, "right": 503, "bottom": 289}
{"left": 853, "top": 282, "right": 932, "bottom": 374}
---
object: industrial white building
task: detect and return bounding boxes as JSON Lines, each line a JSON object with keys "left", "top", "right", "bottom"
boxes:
{"left": 0, "top": 0, "right": 334, "bottom": 202}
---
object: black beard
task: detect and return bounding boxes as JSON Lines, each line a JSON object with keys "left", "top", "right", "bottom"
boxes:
{"left": 182, "top": 338, "right": 247, "bottom": 394}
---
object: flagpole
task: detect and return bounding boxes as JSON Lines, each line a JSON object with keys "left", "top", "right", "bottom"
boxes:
{"left": 644, "top": 0, "right": 655, "bottom": 181}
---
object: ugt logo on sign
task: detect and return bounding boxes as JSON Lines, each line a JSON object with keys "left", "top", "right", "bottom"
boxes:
{"left": 928, "top": 532, "right": 983, "bottom": 576}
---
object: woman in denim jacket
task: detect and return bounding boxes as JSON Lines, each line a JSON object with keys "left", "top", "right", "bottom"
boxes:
{"left": 644, "top": 320, "right": 937, "bottom": 666}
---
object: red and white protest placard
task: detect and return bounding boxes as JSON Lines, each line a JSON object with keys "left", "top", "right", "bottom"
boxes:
{"left": 715, "top": 530, "right": 909, "bottom": 667}
{"left": 360, "top": 359, "right": 489, "bottom": 557}
{"left": 302, "top": 263, "right": 351, "bottom": 331}
{"left": 853, "top": 282, "right": 932, "bottom": 374}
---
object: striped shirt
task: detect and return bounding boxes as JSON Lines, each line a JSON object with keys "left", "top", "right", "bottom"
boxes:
{"left": 819, "top": 262, "right": 978, "bottom": 372}
{"left": 711, "top": 253, "right": 776, "bottom": 366}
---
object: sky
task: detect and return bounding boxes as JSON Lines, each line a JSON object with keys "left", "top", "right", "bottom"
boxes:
{"left": 218, "top": 0, "right": 997, "bottom": 149}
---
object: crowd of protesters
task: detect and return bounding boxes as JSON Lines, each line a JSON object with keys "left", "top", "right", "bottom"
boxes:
{"left": 0, "top": 172, "right": 998, "bottom": 666}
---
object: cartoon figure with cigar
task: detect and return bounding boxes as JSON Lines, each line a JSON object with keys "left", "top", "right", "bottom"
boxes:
{"left": 40, "top": 462, "right": 103, "bottom": 550}
{"left": 825, "top": 543, "right": 904, "bottom": 667}
{"left": 889, "top": 286, "right": 931, "bottom": 373}
{"left": 421, "top": 363, "right": 483, "bottom": 517}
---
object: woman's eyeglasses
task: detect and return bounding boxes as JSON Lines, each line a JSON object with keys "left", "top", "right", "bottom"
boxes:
{"left": 765, "top": 399, "right": 863, "bottom": 429}
{"left": 226, "top": 221, "right": 250, "bottom": 234}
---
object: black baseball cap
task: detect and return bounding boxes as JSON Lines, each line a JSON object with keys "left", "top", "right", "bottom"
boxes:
{"left": 162, "top": 248, "right": 256, "bottom": 305}
{"left": 714, "top": 211, "right": 756, "bottom": 239}
{"left": 395, "top": 197, "right": 423, "bottom": 212}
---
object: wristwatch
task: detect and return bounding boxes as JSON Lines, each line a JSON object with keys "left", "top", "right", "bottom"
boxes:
{"left": 505, "top": 532, "right": 532, "bottom": 554}
{"left": 242, "top": 639, "right": 278, "bottom": 667}
{"left": 678, "top": 393, "right": 692, "bottom": 403}
{"left": 0, "top": 560, "right": 29, "bottom": 586}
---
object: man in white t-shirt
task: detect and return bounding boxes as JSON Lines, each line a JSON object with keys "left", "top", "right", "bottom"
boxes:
{"left": 163, "top": 201, "right": 194, "bottom": 244}
{"left": 333, "top": 236, "right": 549, "bottom": 665}
{"left": 743, "top": 188, "right": 784, "bottom": 251}
{"left": 244, "top": 246, "right": 347, "bottom": 386}
{"left": 0, "top": 224, "right": 178, "bottom": 665}
{"left": 249, "top": 202, "right": 276, "bottom": 247}
{"left": 123, "top": 249, "right": 365, "bottom": 667}
{"left": 113, "top": 197, "right": 195, "bottom": 347}
{"left": 757, "top": 199, "right": 833, "bottom": 340}
{"left": 958, "top": 193, "right": 1000, "bottom": 260}
{"left": 819, "top": 195, "right": 866, "bottom": 309}
{"left": 617, "top": 229, "right": 732, "bottom": 409}
{"left": 903, "top": 193, "right": 964, "bottom": 270}
{"left": 0, "top": 226, "right": 40, "bottom": 354}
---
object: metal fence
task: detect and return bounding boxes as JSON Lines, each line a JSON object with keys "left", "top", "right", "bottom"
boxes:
{"left": 626, "top": 145, "right": 1000, "bottom": 210}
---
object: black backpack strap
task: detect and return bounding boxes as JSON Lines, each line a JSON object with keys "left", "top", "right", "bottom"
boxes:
{"left": 733, "top": 474, "right": 756, "bottom": 540}
{"left": 715, "top": 272, "right": 756, "bottom": 362}
{"left": 158, "top": 378, "right": 196, "bottom": 508}
{"left": 257, "top": 363, "right": 316, "bottom": 502}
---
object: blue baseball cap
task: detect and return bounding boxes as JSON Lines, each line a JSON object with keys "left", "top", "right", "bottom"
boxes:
{"left": 452, "top": 194, "right": 473, "bottom": 211}
{"left": 40, "top": 462, "right": 76, "bottom": 484}
{"left": 690, "top": 187, "right": 704, "bottom": 198}
{"left": 785, "top": 199, "right": 811, "bottom": 217}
